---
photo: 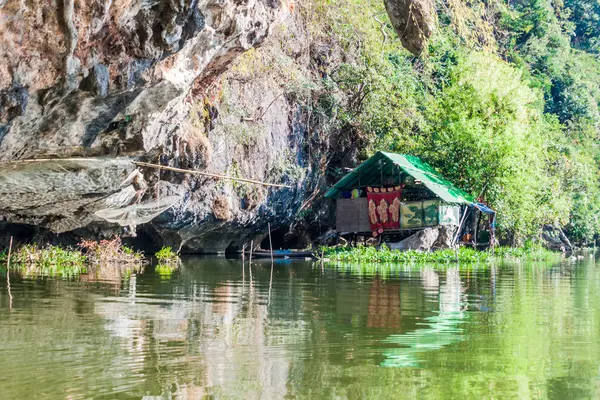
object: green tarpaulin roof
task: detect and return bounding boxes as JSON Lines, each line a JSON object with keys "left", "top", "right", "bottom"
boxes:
{"left": 324, "top": 151, "right": 474, "bottom": 204}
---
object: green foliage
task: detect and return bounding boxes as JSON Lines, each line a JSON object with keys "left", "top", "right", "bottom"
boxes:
{"left": 415, "top": 50, "right": 570, "bottom": 242}
{"left": 304, "top": 0, "right": 600, "bottom": 244}
{"left": 320, "top": 244, "right": 559, "bottom": 264}
{"left": 155, "top": 246, "right": 180, "bottom": 265}
{"left": 564, "top": 0, "right": 600, "bottom": 53}
{"left": 9, "top": 244, "right": 88, "bottom": 277}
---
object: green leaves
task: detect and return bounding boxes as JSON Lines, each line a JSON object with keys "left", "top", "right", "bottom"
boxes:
{"left": 310, "top": 0, "right": 600, "bottom": 243}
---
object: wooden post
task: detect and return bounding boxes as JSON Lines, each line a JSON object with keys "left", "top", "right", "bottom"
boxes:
{"left": 320, "top": 248, "right": 325, "bottom": 273}
{"left": 268, "top": 223, "right": 274, "bottom": 264}
{"left": 472, "top": 210, "right": 479, "bottom": 249}
{"left": 242, "top": 243, "right": 246, "bottom": 263}
{"left": 453, "top": 206, "right": 470, "bottom": 247}
{"left": 249, "top": 240, "right": 253, "bottom": 265}
{"left": 490, "top": 214, "right": 496, "bottom": 250}
{"left": 7, "top": 236, "right": 13, "bottom": 270}
{"left": 268, "top": 261, "right": 274, "bottom": 306}
{"left": 6, "top": 236, "right": 13, "bottom": 310}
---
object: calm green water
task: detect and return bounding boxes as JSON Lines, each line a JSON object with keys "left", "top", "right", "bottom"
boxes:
{"left": 0, "top": 256, "right": 599, "bottom": 399}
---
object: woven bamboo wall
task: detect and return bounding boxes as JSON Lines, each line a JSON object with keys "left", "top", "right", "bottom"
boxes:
{"left": 336, "top": 198, "right": 460, "bottom": 233}
{"left": 336, "top": 198, "right": 371, "bottom": 233}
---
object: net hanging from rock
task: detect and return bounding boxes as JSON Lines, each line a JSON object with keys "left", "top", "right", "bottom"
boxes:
{"left": 94, "top": 168, "right": 182, "bottom": 235}
{"left": 95, "top": 195, "right": 182, "bottom": 234}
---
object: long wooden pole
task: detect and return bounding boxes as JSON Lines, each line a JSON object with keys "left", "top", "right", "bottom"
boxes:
{"left": 7, "top": 236, "right": 13, "bottom": 270}
{"left": 133, "top": 161, "right": 292, "bottom": 188}
{"left": 268, "top": 223, "right": 274, "bottom": 264}
{"left": 6, "top": 236, "right": 13, "bottom": 310}
{"left": 453, "top": 206, "right": 470, "bottom": 247}
{"left": 249, "top": 240, "right": 253, "bottom": 265}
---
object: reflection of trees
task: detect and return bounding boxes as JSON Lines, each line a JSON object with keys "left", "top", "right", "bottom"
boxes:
{"left": 2, "top": 258, "right": 600, "bottom": 399}
{"left": 381, "top": 267, "right": 467, "bottom": 367}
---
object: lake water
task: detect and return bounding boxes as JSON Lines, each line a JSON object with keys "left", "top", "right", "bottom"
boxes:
{"left": 0, "top": 255, "right": 599, "bottom": 399}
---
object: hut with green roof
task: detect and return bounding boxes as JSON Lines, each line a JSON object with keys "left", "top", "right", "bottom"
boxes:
{"left": 325, "top": 151, "right": 493, "bottom": 244}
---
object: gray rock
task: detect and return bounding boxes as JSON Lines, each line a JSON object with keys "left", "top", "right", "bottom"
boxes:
{"left": 387, "top": 227, "right": 439, "bottom": 251}
{"left": 384, "top": 0, "right": 436, "bottom": 55}
{"left": 387, "top": 225, "right": 457, "bottom": 251}
{"left": 541, "top": 225, "right": 572, "bottom": 252}
{"left": 80, "top": 64, "right": 110, "bottom": 98}
{"left": 0, "top": 0, "right": 427, "bottom": 253}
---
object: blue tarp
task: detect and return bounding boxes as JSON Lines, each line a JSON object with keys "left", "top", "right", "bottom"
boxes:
{"left": 472, "top": 202, "right": 495, "bottom": 214}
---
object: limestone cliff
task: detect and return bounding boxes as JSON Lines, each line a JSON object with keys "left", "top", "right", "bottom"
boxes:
{"left": 0, "top": 0, "right": 432, "bottom": 252}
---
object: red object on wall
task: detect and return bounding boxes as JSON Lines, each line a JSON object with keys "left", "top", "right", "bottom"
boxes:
{"left": 367, "top": 187, "right": 402, "bottom": 235}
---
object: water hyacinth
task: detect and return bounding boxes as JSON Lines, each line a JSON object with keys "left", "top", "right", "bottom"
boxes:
{"left": 11, "top": 244, "right": 87, "bottom": 267}
{"left": 320, "top": 244, "right": 560, "bottom": 264}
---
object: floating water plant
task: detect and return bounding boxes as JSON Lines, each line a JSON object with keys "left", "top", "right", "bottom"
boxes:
{"left": 155, "top": 246, "right": 181, "bottom": 265}
{"left": 11, "top": 244, "right": 87, "bottom": 267}
{"left": 5, "top": 244, "right": 88, "bottom": 278}
{"left": 319, "top": 244, "right": 560, "bottom": 264}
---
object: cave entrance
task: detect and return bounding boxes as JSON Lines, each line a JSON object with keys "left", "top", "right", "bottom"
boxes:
{"left": 259, "top": 228, "right": 312, "bottom": 250}
{"left": 225, "top": 242, "right": 240, "bottom": 255}
{"left": 260, "top": 229, "right": 285, "bottom": 250}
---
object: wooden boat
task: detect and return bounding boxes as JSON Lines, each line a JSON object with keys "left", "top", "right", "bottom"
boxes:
{"left": 245, "top": 249, "right": 315, "bottom": 259}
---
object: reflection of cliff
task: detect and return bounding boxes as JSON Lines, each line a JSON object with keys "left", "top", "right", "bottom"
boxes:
{"left": 94, "top": 272, "right": 292, "bottom": 398}
{"left": 381, "top": 267, "right": 467, "bottom": 367}
{"left": 367, "top": 278, "right": 401, "bottom": 329}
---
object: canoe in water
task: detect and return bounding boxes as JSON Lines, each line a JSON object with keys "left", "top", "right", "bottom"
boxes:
{"left": 246, "top": 249, "right": 315, "bottom": 259}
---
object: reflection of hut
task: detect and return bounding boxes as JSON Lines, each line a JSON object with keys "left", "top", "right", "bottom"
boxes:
{"left": 325, "top": 152, "right": 496, "bottom": 245}
{"left": 367, "top": 278, "right": 401, "bottom": 328}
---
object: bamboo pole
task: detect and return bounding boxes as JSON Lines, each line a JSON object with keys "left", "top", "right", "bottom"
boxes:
{"left": 268, "top": 223, "right": 274, "bottom": 264}
{"left": 453, "top": 206, "right": 470, "bottom": 247}
{"left": 249, "top": 240, "right": 253, "bottom": 265}
{"left": 249, "top": 251, "right": 253, "bottom": 283}
{"left": 6, "top": 236, "right": 13, "bottom": 310}
{"left": 133, "top": 161, "right": 292, "bottom": 188}
{"left": 7, "top": 236, "right": 13, "bottom": 270}
{"left": 268, "top": 262, "right": 273, "bottom": 306}
{"left": 242, "top": 243, "right": 245, "bottom": 264}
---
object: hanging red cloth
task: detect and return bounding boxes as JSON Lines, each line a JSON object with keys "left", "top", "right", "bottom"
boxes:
{"left": 367, "top": 186, "right": 402, "bottom": 236}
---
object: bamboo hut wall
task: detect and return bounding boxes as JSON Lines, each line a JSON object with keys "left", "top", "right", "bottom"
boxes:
{"left": 336, "top": 198, "right": 371, "bottom": 233}
{"left": 336, "top": 198, "right": 460, "bottom": 233}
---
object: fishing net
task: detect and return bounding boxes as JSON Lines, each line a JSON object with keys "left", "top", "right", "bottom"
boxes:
{"left": 94, "top": 166, "right": 184, "bottom": 235}
{"left": 95, "top": 195, "right": 182, "bottom": 233}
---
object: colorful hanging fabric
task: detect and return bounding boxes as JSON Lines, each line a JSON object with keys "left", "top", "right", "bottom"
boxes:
{"left": 367, "top": 186, "right": 402, "bottom": 236}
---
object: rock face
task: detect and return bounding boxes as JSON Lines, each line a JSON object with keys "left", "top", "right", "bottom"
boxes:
{"left": 0, "top": 0, "right": 305, "bottom": 252}
{"left": 541, "top": 225, "right": 573, "bottom": 252}
{"left": 0, "top": 0, "right": 437, "bottom": 253}
{"left": 386, "top": 226, "right": 457, "bottom": 251}
{"left": 384, "top": 0, "right": 436, "bottom": 55}
{"left": 0, "top": 0, "right": 282, "bottom": 161}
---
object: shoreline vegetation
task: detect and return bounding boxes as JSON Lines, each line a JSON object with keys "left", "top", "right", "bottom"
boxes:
{"left": 0, "top": 239, "right": 183, "bottom": 278}
{"left": 0, "top": 237, "right": 144, "bottom": 277}
{"left": 0, "top": 239, "right": 581, "bottom": 278}
{"left": 319, "top": 244, "right": 565, "bottom": 264}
